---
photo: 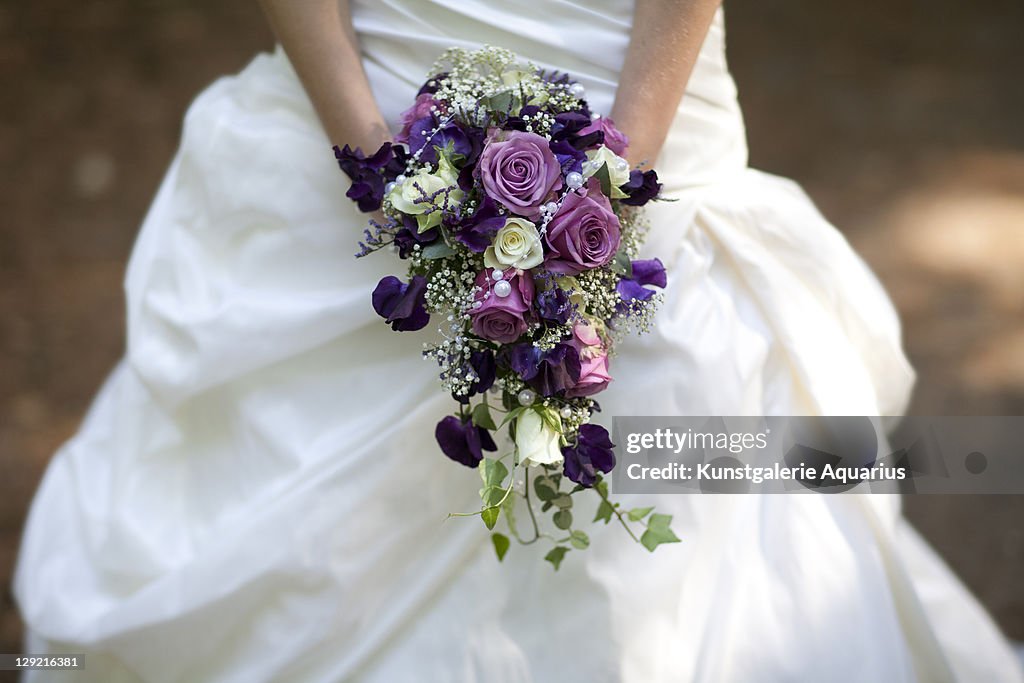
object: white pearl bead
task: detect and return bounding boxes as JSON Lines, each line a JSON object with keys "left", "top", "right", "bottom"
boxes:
{"left": 395, "top": 174, "right": 406, "bottom": 184}
{"left": 568, "top": 83, "right": 586, "bottom": 99}
{"left": 472, "top": 301, "right": 482, "bottom": 309}
{"left": 560, "top": 406, "right": 573, "bottom": 419}
{"left": 591, "top": 112, "right": 600, "bottom": 120}
{"left": 566, "top": 171, "right": 584, "bottom": 189}
{"left": 615, "top": 159, "right": 629, "bottom": 173}
{"left": 494, "top": 280, "right": 512, "bottom": 298}
{"left": 517, "top": 389, "right": 536, "bottom": 406}
{"left": 384, "top": 181, "right": 397, "bottom": 194}
{"left": 544, "top": 201, "right": 558, "bottom": 214}
{"left": 492, "top": 269, "right": 504, "bottom": 281}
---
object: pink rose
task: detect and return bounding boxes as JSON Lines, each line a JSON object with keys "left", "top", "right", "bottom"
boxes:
{"left": 566, "top": 322, "right": 611, "bottom": 397}
{"left": 470, "top": 269, "right": 536, "bottom": 343}
{"left": 478, "top": 130, "right": 562, "bottom": 219}
{"left": 580, "top": 117, "right": 629, "bottom": 156}
{"left": 544, "top": 177, "right": 621, "bottom": 275}
{"left": 395, "top": 94, "right": 437, "bottom": 144}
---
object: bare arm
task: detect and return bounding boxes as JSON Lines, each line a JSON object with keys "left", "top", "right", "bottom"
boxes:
{"left": 611, "top": 0, "right": 722, "bottom": 166}
{"left": 257, "top": 0, "right": 389, "bottom": 150}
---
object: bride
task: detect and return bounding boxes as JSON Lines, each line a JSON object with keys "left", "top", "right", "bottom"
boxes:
{"left": 14, "top": 0, "right": 1023, "bottom": 681}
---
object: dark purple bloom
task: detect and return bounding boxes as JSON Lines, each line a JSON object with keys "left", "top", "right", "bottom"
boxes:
{"left": 620, "top": 169, "right": 662, "bottom": 206}
{"left": 617, "top": 258, "right": 667, "bottom": 303}
{"left": 393, "top": 216, "right": 440, "bottom": 259}
{"left": 548, "top": 138, "right": 587, "bottom": 175}
{"left": 453, "top": 349, "right": 497, "bottom": 404}
{"left": 435, "top": 415, "right": 497, "bottom": 468}
{"left": 453, "top": 196, "right": 505, "bottom": 252}
{"left": 536, "top": 286, "right": 574, "bottom": 324}
{"left": 550, "top": 111, "right": 603, "bottom": 151}
{"left": 562, "top": 424, "right": 616, "bottom": 487}
{"left": 334, "top": 143, "right": 408, "bottom": 213}
{"left": 408, "top": 119, "right": 474, "bottom": 166}
{"left": 508, "top": 343, "right": 581, "bottom": 397}
{"left": 371, "top": 275, "right": 430, "bottom": 331}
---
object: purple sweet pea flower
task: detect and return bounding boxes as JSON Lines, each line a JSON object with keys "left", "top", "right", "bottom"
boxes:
{"left": 408, "top": 119, "right": 473, "bottom": 166}
{"left": 536, "top": 285, "right": 575, "bottom": 324}
{"left": 435, "top": 415, "right": 497, "bottom": 468}
{"left": 508, "top": 342, "right": 581, "bottom": 397}
{"left": 478, "top": 130, "right": 562, "bottom": 219}
{"left": 617, "top": 258, "right": 667, "bottom": 303}
{"left": 394, "top": 216, "right": 439, "bottom": 259}
{"left": 548, "top": 138, "right": 587, "bottom": 175}
{"left": 544, "top": 177, "right": 622, "bottom": 275}
{"left": 453, "top": 349, "right": 497, "bottom": 404}
{"left": 562, "top": 423, "right": 616, "bottom": 487}
{"left": 371, "top": 275, "right": 430, "bottom": 331}
{"left": 454, "top": 196, "right": 505, "bottom": 253}
{"left": 620, "top": 169, "right": 662, "bottom": 206}
{"left": 579, "top": 117, "right": 630, "bottom": 156}
{"left": 334, "top": 143, "right": 409, "bottom": 213}
{"left": 470, "top": 269, "right": 535, "bottom": 343}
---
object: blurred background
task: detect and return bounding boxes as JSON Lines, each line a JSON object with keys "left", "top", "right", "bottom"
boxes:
{"left": 0, "top": 0, "right": 1022, "bottom": 676}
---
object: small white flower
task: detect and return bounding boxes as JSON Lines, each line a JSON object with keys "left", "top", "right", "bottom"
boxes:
{"left": 582, "top": 145, "right": 630, "bottom": 198}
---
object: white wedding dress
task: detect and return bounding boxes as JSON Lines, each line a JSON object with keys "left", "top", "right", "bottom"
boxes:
{"left": 14, "top": 1, "right": 1023, "bottom": 681}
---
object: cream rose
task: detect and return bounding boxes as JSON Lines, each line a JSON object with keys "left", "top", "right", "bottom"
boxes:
{"left": 515, "top": 408, "right": 563, "bottom": 467}
{"left": 387, "top": 155, "right": 463, "bottom": 232}
{"left": 583, "top": 145, "right": 629, "bottom": 199}
{"left": 484, "top": 217, "right": 545, "bottom": 270}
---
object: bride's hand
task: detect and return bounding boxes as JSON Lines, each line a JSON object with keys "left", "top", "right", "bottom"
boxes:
{"left": 258, "top": 0, "right": 390, "bottom": 151}
{"left": 611, "top": 0, "right": 722, "bottom": 167}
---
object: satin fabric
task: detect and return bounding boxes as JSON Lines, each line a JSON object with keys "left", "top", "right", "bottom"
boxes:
{"left": 14, "top": 2, "right": 1023, "bottom": 681}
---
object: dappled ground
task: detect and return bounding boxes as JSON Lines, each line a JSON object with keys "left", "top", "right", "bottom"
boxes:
{"left": 1, "top": 0, "right": 1022, "bottom": 677}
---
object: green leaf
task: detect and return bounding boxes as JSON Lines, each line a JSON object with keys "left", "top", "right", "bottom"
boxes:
{"left": 627, "top": 506, "right": 654, "bottom": 522}
{"left": 609, "top": 250, "right": 633, "bottom": 278}
{"left": 569, "top": 530, "right": 590, "bottom": 550}
{"left": 500, "top": 406, "right": 526, "bottom": 428}
{"left": 553, "top": 509, "right": 573, "bottom": 530}
{"left": 480, "top": 458, "right": 509, "bottom": 489}
{"left": 551, "top": 494, "right": 573, "bottom": 510}
{"left": 479, "top": 485, "right": 506, "bottom": 507}
{"left": 593, "top": 500, "right": 614, "bottom": 524}
{"left": 593, "top": 161, "right": 613, "bottom": 197}
{"left": 595, "top": 478, "right": 609, "bottom": 497}
{"left": 471, "top": 403, "right": 497, "bottom": 431}
{"left": 421, "top": 241, "right": 457, "bottom": 260}
{"left": 533, "top": 477, "right": 557, "bottom": 502}
{"left": 541, "top": 501, "right": 553, "bottom": 512}
{"left": 491, "top": 533, "right": 511, "bottom": 561}
{"left": 640, "top": 513, "right": 680, "bottom": 552}
{"left": 544, "top": 546, "right": 570, "bottom": 571}
{"left": 483, "top": 91, "right": 516, "bottom": 113}
{"left": 481, "top": 505, "right": 500, "bottom": 530}
{"left": 537, "top": 406, "right": 562, "bottom": 433}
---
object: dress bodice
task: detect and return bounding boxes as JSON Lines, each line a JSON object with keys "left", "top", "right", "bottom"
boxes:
{"left": 350, "top": 0, "right": 748, "bottom": 190}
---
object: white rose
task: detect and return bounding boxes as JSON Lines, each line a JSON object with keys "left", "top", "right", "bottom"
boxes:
{"left": 583, "top": 145, "right": 629, "bottom": 198}
{"left": 484, "top": 217, "right": 544, "bottom": 270}
{"left": 515, "top": 408, "right": 564, "bottom": 467}
{"left": 387, "top": 155, "right": 464, "bottom": 232}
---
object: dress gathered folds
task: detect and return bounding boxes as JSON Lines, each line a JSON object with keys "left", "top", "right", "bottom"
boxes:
{"left": 14, "top": 1, "right": 1024, "bottom": 681}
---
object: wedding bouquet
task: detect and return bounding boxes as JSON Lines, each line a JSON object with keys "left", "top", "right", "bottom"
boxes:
{"left": 336, "top": 47, "right": 678, "bottom": 569}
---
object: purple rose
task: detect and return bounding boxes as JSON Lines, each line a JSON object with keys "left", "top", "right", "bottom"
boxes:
{"left": 478, "top": 131, "right": 562, "bottom": 218}
{"left": 470, "top": 268, "right": 535, "bottom": 343}
{"left": 580, "top": 116, "right": 630, "bottom": 156}
{"left": 544, "top": 178, "right": 622, "bottom": 275}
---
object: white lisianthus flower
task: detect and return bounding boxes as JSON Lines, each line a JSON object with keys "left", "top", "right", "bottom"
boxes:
{"left": 387, "top": 155, "right": 464, "bottom": 232}
{"left": 484, "top": 217, "right": 545, "bottom": 270}
{"left": 583, "top": 145, "right": 629, "bottom": 198}
{"left": 515, "top": 408, "right": 563, "bottom": 467}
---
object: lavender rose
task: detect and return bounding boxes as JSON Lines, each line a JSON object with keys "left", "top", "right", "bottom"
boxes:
{"left": 579, "top": 116, "right": 630, "bottom": 156}
{"left": 478, "top": 131, "right": 562, "bottom": 218}
{"left": 470, "top": 269, "right": 535, "bottom": 343}
{"left": 544, "top": 177, "right": 622, "bottom": 274}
